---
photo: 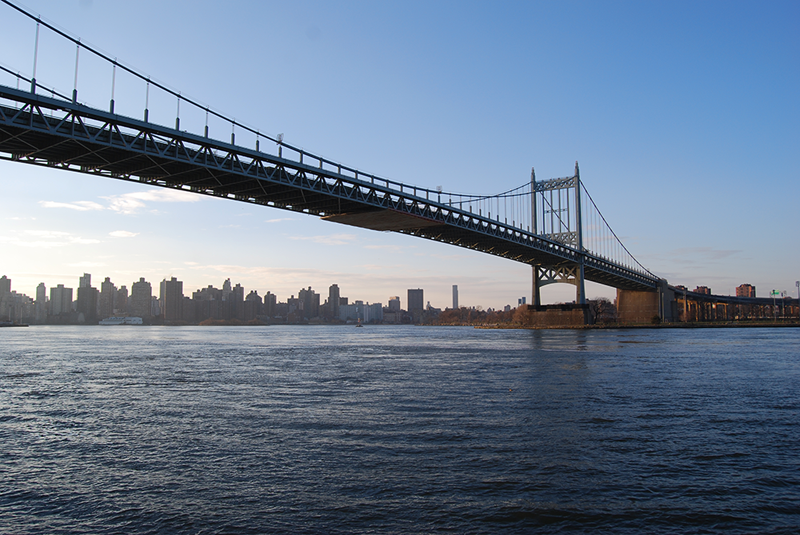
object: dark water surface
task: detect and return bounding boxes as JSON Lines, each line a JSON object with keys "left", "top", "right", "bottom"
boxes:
{"left": 1, "top": 325, "right": 798, "bottom": 534}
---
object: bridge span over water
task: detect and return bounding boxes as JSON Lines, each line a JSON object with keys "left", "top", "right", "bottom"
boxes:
{"left": 0, "top": 0, "right": 725, "bottom": 324}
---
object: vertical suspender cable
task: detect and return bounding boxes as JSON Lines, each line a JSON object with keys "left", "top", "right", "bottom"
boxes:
{"left": 73, "top": 39, "right": 80, "bottom": 103}
{"left": 31, "top": 20, "right": 40, "bottom": 93}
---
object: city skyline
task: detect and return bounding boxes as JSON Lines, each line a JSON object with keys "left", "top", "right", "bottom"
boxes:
{"left": 1, "top": 1, "right": 798, "bottom": 308}
{"left": 1, "top": 270, "right": 467, "bottom": 325}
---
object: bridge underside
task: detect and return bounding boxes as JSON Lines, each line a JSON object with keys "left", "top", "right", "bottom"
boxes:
{"left": 0, "top": 87, "right": 658, "bottom": 292}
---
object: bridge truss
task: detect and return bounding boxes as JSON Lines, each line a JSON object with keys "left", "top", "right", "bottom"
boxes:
{"left": 0, "top": 0, "right": 660, "bottom": 294}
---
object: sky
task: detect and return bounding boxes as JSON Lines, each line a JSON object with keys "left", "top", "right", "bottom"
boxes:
{"left": 1, "top": 0, "right": 798, "bottom": 309}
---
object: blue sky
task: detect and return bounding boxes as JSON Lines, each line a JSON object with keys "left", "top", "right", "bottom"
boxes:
{"left": 1, "top": 0, "right": 798, "bottom": 309}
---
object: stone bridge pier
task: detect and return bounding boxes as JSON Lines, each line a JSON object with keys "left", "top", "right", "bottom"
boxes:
{"left": 616, "top": 279, "right": 676, "bottom": 324}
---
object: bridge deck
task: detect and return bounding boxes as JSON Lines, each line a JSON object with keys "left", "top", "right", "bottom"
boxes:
{"left": 0, "top": 85, "right": 658, "bottom": 291}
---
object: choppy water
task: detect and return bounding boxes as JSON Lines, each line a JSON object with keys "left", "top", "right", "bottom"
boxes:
{"left": 1, "top": 325, "right": 798, "bottom": 533}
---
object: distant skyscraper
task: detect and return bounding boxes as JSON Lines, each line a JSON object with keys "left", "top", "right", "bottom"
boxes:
{"left": 299, "top": 287, "right": 319, "bottom": 319}
{"left": 388, "top": 296, "right": 401, "bottom": 312}
{"left": 130, "top": 277, "right": 152, "bottom": 319}
{"left": 76, "top": 284, "right": 98, "bottom": 323}
{"left": 49, "top": 284, "right": 73, "bottom": 315}
{"left": 79, "top": 273, "right": 91, "bottom": 288}
{"left": 35, "top": 282, "right": 47, "bottom": 323}
{"left": 329, "top": 284, "right": 341, "bottom": 319}
{"left": 160, "top": 277, "right": 184, "bottom": 322}
{"left": 222, "top": 278, "right": 232, "bottom": 301}
{"left": 264, "top": 292, "right": 277, "bottom": 317}
{"left": 99, "top": 277, "right": 116, "bottom": 320}
{"left": 0, "top": 276, "right": 10, "bottom": 320}
{"left": 452, "top": 285, "right": 458, "bottom": 309}
{"left": 408, "top": 289, "right": 424, "bottom": 321}
{"left": 244, "top": 290, "right": 262, "bottom": 321}
{"left": 116, "top": 285, "right": 128, "bottom": 314}
{"left": 231, "top": 283, "right": 245, "bottom": 320}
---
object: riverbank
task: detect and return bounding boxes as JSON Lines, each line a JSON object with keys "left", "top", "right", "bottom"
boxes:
{"left": 476, "top": 321, "right": 800, "bottom": 330}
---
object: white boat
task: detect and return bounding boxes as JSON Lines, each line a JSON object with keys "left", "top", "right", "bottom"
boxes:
{"left": 99, "top": 316, "right": 143, "bottom": 325}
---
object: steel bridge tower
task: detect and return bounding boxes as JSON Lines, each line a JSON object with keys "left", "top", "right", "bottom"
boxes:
{"left": 531, "top": 161, "right": 586, "bottom": 306}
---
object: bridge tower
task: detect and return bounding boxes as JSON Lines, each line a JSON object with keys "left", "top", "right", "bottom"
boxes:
{"left": 531, "top": 161, "right": 587, "bottom": 307}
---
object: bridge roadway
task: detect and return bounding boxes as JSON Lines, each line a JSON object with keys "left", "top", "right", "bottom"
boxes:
{"left": 0, "top": 84, "right": 658, "bottom": 291}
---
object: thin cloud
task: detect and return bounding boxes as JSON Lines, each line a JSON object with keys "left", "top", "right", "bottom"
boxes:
{"left": 0, "top": 230, "right": 100, "bottom": 248}
{"left": 39, "top": 189, "right": 199, "bottom": 215}
{"left": 109, "top": 230, "right": 139, "bottom": 238}
{"left": 26, "top": 230, "right": 71, "bottom": 238}
{"left": 265, "top": 217, "right": 295, "bottom": 223}
{"left": 102, "top": 189, "right": 201, "bottom": 214}
{"left": 40, "top": 200, "right": 104, "bottom": 211}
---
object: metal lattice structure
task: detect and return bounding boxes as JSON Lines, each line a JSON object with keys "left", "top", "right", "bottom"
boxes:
{"left": 0, "top": 0, "right": 660, "bottom": 294}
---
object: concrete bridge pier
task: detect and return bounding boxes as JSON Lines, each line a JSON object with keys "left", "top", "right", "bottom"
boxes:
{"left": 616, "top": 279, "right": 675, "bottom": 324}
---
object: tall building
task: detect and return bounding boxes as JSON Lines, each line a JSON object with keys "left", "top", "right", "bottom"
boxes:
{"left": 130, "top": 277, "right": 152, "bottom": 319}
{"left": 160, "top": 277, "right": 184, "bottom": 322}
{"left": 244, "top": 290, "right": 262, "bottom": 321}
{"left": 192, "top": 284, "right": 223, "bottom": 321}
{"left": 50, "top": 284, "right": 73, "bottom": 315}
{"left": 79, "top": 273, "right": 91, "bottom": 289}
{"left": 264, "top": 292, "right": 277, "bottom": 317}
{"left": 222, "top": 278, "right": 232, "bottom": 301}
{"left": 408, "top": 288, "right": 424, "bottom": 322}
{"left": 0, "top": 275, "right": 11, "bottom": 321}
{"left": 388, "top": 296, "right": 401, "bottom": 312}
{"left": 231, "top": 283, "right": 245, "bottom": 320}
{"left": 35, "top": 282, "right": 47, "bottom": 323}
{"left": 736, "top": 284, "right": 756, "bottom": 298}
{"left": 116, "top": 285, "right": 128, "bottom": 314}
{"left": 76, "top": 284, "right": 98, "bottom": 323}
{"left": 452, "top": 285, "right": 458, "bottom": 309}
{"left": 299, "top": 287, "right": 320, "bottom": 319}
{"left": 408, "top": 289, "right": 424, "bottom": 312}
{"left": 328, "top": 284, "right": 341, "bottom": 319}
{"left": 99, "top": 277, "right": 116, "bottom": 320}
{"left": 694, "top": 286, "right": 711, "bottom": 295}
{"left": 0, "top": 277, "right": 8, "bottom": 321}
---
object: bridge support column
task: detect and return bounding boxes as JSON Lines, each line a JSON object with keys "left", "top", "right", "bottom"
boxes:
{"left": 532, "top": 266, "right": 541, "bottom": 307}
{"left": 617, "top": 280, "right": 675, "bottom": 324}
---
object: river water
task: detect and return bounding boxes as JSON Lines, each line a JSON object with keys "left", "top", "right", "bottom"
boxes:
{"left": 1, "top": 325, "right": 798, "bottom": 533}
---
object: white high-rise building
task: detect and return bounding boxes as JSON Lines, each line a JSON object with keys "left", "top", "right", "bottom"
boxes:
{"left": 35, "top": 283, "right": 47, "bottom": 322}
{"left": 452, "top": 285, "right": 458, "bottom": 309}
{"left": 49, "top": 284, "right": 73, "bottom": 315}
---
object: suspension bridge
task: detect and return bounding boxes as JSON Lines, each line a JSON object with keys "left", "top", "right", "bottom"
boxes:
{"left": 0, "top": 1, "right": 686, "bottom": 324}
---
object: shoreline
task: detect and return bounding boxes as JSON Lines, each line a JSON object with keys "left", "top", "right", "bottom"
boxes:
{"left": 475, "top": 321, "right": 800, "bottom": 330}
